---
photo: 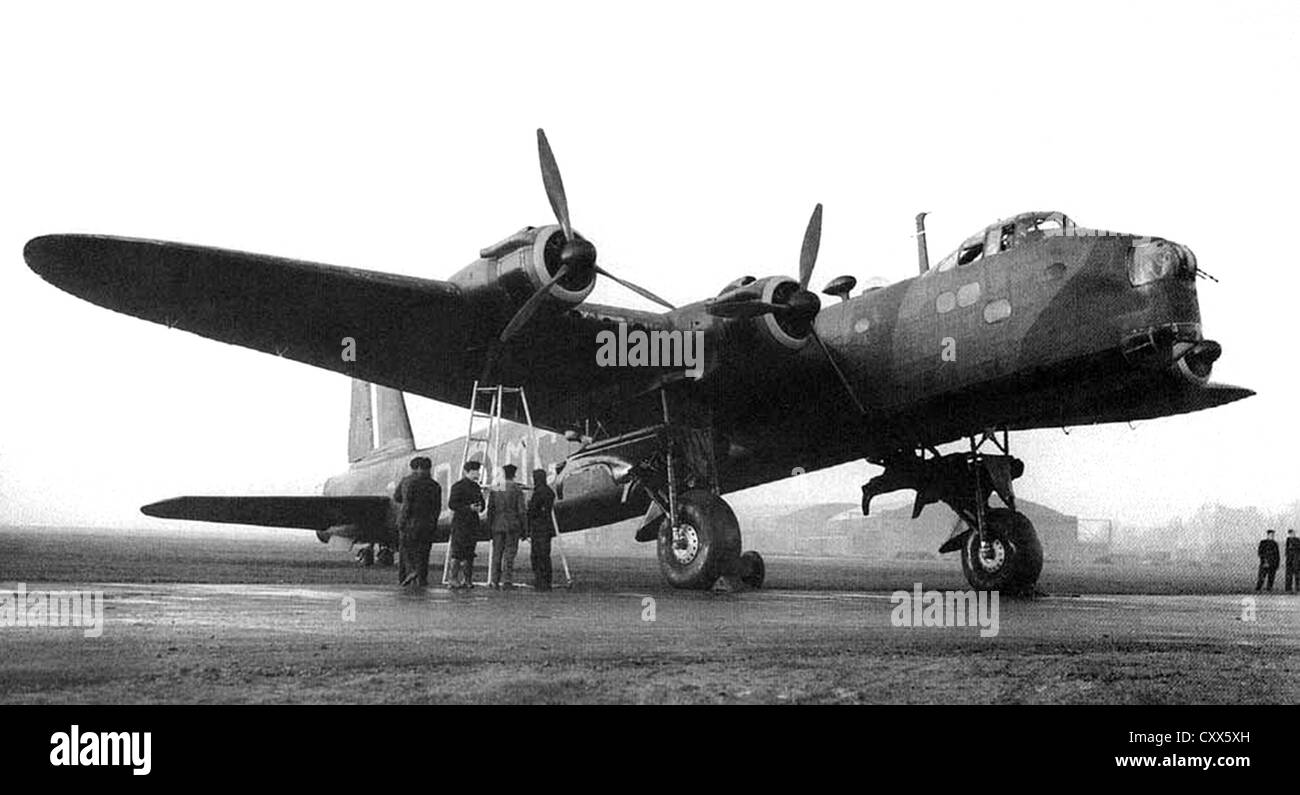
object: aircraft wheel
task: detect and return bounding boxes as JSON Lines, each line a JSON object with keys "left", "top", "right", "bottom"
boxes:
{"left": 960, "top": 508, "right": 1043, "bottom": 594}
{"left": 375, "top": 546, "right": 395, "bottom": 567}
{"left": 355, "top": 545, "right": 375, "bottom": 567}
{"left": 738, "top": 550, "right": 766, "bottom": 589}
{"left": 656, "top": 490, "right": 741, "bottom": 590}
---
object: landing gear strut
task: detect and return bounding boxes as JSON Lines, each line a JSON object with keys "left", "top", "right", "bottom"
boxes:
{"left": 635, "top": 390, "right": 760, "bottom": 590}
{"left": 862, "top": 429, "right": 1043, "bottom": 594}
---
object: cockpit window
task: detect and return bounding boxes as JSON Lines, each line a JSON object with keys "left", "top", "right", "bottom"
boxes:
{"left": 1021, "top": 212, "right": 1071, "bottom": 237}
{"left": 933, "top": 211, "right": 1074, "bottom": 273}
{"left": 986, "top": 223, "right": 1015, "bottom": 256}
{"left": 956, "top": 235, "right": 983, "bottom": 266}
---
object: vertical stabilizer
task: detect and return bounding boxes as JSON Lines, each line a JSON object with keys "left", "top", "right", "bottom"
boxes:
{"left": 375, "top": 386, "right": 416, "bottom": 455}
{"left": 348, "top": 379, "right": 375, "bottom": 463}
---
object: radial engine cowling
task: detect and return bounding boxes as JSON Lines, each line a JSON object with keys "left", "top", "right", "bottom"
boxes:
{"left": 712, "top": 275, "right": 817, "bottom": 352}
{"left": 448, "top": 224, "right": 597, "bottom": 311}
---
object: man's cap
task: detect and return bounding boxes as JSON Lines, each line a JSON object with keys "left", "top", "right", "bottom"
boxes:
{"left": 1267, "top": 529, "right": 1275, "bottom": 535}
{"left": 464, "top": 460, "right": 482, "bottom": 471}
{"left": 409, "top": 456, "right": 423, "bottom": 469}
{"left": 502, "top": 464, "right": 517, "bottom": 477}
{"left": 416, "top": 456, "right": 432, "bottom": 469}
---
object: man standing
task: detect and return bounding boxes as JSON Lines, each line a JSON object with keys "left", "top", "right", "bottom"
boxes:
{"left": 525, "top": 468, "right": 557, "bottom": 592}
{"left": 393, "top": 456, "right": 441, "bottom": 587}
{"left": 448, "top": 460, "right": 484, "bottom": 589}
{"left": 1256, "top": 529, "right": 1280, "bottom": 592}
{"left": 486, "top": 464, "right": 527, "bottom": 589}
{"left": 1285, "top": 529, "right": 1300, "bottom": 593}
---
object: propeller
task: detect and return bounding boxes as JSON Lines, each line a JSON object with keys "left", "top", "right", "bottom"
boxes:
{"left": 706, "top": 203, "right": 867, "bottom": 415}
{"left": 496, "top": 129, "right": 674, "bottom": 346}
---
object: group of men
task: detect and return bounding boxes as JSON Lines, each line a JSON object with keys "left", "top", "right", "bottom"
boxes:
{"left": 392, "top": 456, "right": 558, "bottom": 591}
{"left": 1255, "top": 528, "right": 1300, "bottom": 592}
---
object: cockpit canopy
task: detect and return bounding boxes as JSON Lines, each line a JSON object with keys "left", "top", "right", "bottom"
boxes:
{"left": 933, "top": 211, "right": 1075, "bottom": 272}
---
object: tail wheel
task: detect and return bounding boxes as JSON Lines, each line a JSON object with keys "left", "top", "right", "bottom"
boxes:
{"left": 960, "top": 508, "right": 1043, "bottom": 594}
{"left": 375, "top": 546, "right": 395, "bottom": 567}
{"left": 656, "top": 490, "right": 741, "bottom": 590}
{"left": 739, "top": 550, "right": 766, "bottom": 589}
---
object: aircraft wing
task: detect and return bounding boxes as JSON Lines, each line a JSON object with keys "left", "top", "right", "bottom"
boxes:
{"left": 141, "top": 495, "right": 391, "bottom": 531}
{"left": 24, "top": 234, "right": 664, "bottom": 427}
{"left": 25, "top": 233, "right": 471, "bottom": 392}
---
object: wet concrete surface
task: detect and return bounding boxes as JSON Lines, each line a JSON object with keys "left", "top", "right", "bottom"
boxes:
{"left": 1, "top": 528, "right": 1296, "bottom": 703}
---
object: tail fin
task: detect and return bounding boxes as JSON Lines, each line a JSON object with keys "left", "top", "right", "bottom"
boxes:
{"left": 348, "top": 379, "right": 375, "bottom": 463}
{"left": 375, "top": 385, "right": 415, "bottom": 455}
{"left": 348, "top": 379, "right": 415, "bottom": 463}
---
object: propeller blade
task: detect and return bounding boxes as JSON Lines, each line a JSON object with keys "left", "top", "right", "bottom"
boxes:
{"left": 498, "top": 263, "right": 571, "bottom": 343}
{"left": 810, "top": 327, "right": 866, "bottom": 415}
{"left": 798, "top": 203, "right": 823, "bottom": 290}
{"left": 595, "top": 265, "right": 676, "bottom": 310}
{"left": 537, "top": 129, "right": 573, "bottom": 241}
{"left": 705, "top": 299, "right": 786, "bottom": 319}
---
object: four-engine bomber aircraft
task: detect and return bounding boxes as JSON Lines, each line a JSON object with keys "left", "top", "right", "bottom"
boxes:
{"left": 24, "top": 130, "right": 1251, "bottom": 593}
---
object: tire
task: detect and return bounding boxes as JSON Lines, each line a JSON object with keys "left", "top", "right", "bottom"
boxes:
{"left": 355, "top": 545, "right": 375, "bottom": 567}
{"left": 960, "top": 508, "right": 1043, "bottom": 594}
{"left": 656, "top": 490, "right": 742, "bottom": 590}
{"left": 375, "top": 546, "right": 395, "bottom": 567}
{"left": 739, "top": 550, "right": 766, "bottom": 589}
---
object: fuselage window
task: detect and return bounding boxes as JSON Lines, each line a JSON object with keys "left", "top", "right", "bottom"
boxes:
{"left": 957, "top": 282, "right": 981, "bottom": 307}
{"left": 983, "top": 298, "right": 1011, "bottom": 324}
{"left": 936, "top": 292, "right": 956, "bottom": 313}
{"left": 957, "top": 243, "right": 982, "bottom": 267}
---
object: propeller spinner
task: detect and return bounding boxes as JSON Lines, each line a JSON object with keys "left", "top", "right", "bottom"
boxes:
{"left": 706, "top": 204, "right": 867, "bottom": 415}
{"left": 497, "top": 130, "right": 675, "bottom": 345}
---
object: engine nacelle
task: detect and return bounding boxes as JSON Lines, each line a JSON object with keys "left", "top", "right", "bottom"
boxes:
{"left": 446, "top": 224, "right": 596, "bottom": 311}
{"left": 736, "top": 276, "right": 814, "bottom": 352}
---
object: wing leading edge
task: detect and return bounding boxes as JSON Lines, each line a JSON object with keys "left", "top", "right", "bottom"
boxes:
{"left": 24, "top": 233, "right": 471, "bottom": 399}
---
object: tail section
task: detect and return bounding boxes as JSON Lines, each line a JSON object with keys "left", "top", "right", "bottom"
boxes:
{"left": 375, "top": 384, "right": 415, "bottom": 455}
{"left": 348, "top": 379, "right": 375, "bottom": 463}
{"left": 348, "top": 379, "right": 415, "bottom": 463}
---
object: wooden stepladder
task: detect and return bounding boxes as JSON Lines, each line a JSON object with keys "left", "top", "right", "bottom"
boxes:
{"left": 440, "top": 382, "right": 571, "bottom": 587}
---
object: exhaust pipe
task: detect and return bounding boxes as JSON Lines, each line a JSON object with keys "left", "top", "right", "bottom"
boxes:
{"left": 915, "top": 212, "right": 929, "bottom": 274}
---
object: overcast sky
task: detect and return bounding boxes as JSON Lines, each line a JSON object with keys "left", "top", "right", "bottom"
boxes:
{"left": 1, "top": 1, "right": 1295, "bottom": 531}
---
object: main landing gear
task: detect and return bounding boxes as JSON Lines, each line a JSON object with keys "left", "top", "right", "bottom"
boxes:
{"left": 861, "top": 429, "right": 1043, "bottom": 594}
{"left": 635, "top": 391, "right": 764, "bottom": 591}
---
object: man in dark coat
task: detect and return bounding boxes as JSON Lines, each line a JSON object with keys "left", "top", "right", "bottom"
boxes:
{"left": 1285, "top": 528, "right": 1300, "bottom": 593}
{"left": 524, "top": 468, "right": 557, "bottom": 591}
{"left": 1256, "top": 529, "right": 1280, "bottom": 592}
{"left": 448, "top": 460, "right": 484, "bottom": 589}
{"left": 393, "top": 456, "right": 441, "bottom": 587}
{"left": 486, "top": 464, "right": 527, "bottom": 589}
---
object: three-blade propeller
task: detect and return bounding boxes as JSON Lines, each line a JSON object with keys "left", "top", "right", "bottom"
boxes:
{"left": 496, "top": 129, "right": 675, "bottom": 345}
{"left": 706, "top": 203, "right": 867, "bottom": 415}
